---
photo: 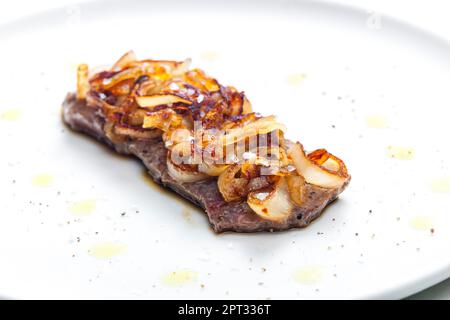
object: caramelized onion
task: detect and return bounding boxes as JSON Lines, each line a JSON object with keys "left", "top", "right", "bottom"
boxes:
{"left": 308, "top": 149, "right": 346, "bottom": 175}
{"left": 286, "top": 175, "right": 306, "bottom": 206}
{"left": 167, "top": 159, "right": 208, "bottom": 183}
{"left": 172, "top": 58, "right": 192, "bottom": 76}
{"left": 136, "top": 94, "right": 192, "bottom": 109}
{"left": 247, "top": 176, "right": 272, "bottom": 192}
{"left": 184, "top": 69, "right": 219, "bottom": 92}
{"left": 104, "top": 122, "right": 126, "bottom": 144}
{"left": 113, "top": 124, "right": 160, "bottom": 140}
{"left": 112, "top": 50, "right": 137, "bottom": 70}
{"left": 247, "top": 177, "right": 293, "bottom": 222}
{"left": 288, "top": 143, "right": 348, "bottom": 188}
{"left": 165, "top": 128, "right": 194, "bottom": 145}
{"left": 73, "top": 51, "right": 350, "bottom": 220}
{"left": 142, "top": 109, "right": 184, "bottom": 131}
{"left": 127, "top": 109, "right": 149, "bottom": 126}
{"left": 198, "top": 163, "right": 229, "bottom": 176}
{"left": 170, "top": 141, "right": 198, "bottom": 165}
{"left": 242, "top": 96, "right": 252, "bottom": 114}
{"left": 77, "top": 64, "right": 89, "bottom": 100}
{"left": 221, "top": 116, "right": 286, "bottom": 146}
{"left": 102, "top": 66, "right": 144, "bottom": 89}
{"left": 218, "top": 165, "right": 249, "bottom": 202}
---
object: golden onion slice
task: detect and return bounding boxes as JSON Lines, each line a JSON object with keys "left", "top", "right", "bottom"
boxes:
{"left": 218, "top": 165, "right": 249, "bottom": 202}
{"left": 169, "top": 141, "right": 200, "bottom": 166}
{"left": 77, "top": 64, "right": 89, "bottom": 100}
{"left": 198, "top": 163, "right": 229, "bottom": 176}
{"left": 321, "top": 157, "right": 340, "bottom": 172}
{"left": 113, "top": 125, "right": 160, "bottom": 140}
{"left": 242, "top": 96, "right": 252, "bottom": 114}
{"left": 112, "top": 50, "right": 137, "bottom": 70}
{"left": 221, "top": 116, "right": 286, "bottom": 146}
{"left": 172, "top": 58, "right": 192, "bottom": 76}
{"left": 167, "top": 159, "right": 208, "bottom": 183}
{"left": 247, "top": 177, "right": 293, "bottom": 222}
{"left": 286, "top": 175, "right": 306, "bottom": 206}
{"left": 142, "top": 109, "right": 184, "bottom": 131}
{"left": 136, "top": 94, "right": 192, "bottom": 109}
{"left": 102, "top": 66, "right": 144, "bottom": 89}
{"left": 288, "top": 143, "right": 348, "bottom": 189}
{"left": 165, "top": 128, "right": 193, "bottom": 145}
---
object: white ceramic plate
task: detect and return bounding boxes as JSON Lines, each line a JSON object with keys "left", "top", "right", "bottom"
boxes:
{"left": 1, "top": 0, "right": 449, "bottom": 299}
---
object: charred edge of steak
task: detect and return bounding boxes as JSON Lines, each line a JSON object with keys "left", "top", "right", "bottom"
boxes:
{"left": 62, "top": 93, "right": 349, "bottom": 233}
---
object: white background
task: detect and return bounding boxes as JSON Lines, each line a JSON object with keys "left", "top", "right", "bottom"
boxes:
{"left": 0, "top": 0, "right": 449, "bottom": 299}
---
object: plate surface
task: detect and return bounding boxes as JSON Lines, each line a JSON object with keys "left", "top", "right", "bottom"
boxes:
{"left": 0, "top": 0, "right": 449, "bottom": 299}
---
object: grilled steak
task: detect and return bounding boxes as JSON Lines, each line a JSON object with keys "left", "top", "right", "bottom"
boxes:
{"left": 63, "top": 93, "right": 349, "bottom": 233}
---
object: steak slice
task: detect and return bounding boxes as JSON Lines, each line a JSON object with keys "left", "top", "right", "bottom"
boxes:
{"left": 63, "top": 93, "right": 349, "bottom": 233}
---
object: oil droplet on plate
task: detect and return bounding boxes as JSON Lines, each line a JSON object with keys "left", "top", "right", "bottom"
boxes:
{"left": 182, "top": 206, "right": 194, "bottom": 223}
{"left": 32, "top": 173, "right": 53, "bottom": 187}
{"left": 366, "top": 115, "right": 387, "bottom": 128}
{"left": 200, "top": 52, "right": 219, "bottom": 62}
{"left": 88, "top": 243, "right": 126, "bottom": 259}
{"left": 287, "top": 74, "right": 307, "bottom": 85}
{"left": 69, "top": 199, "right": 96, "bottom": 216}
{"left": 162, "top": 270, "right": 198, "bottom": 287}
{"left": 294, "top": 266, "right": 324, "bottom": 285}
{"left": 386, "top": 146, "right": 415, "bottom": 160}
{"left": 430, "top": 178, "right": 450, "bottom": 193}
{"left": 1, "top": 108, "right": 22, "bottom": 121}
{"left": 410, "top": 215, "right": 434, "bottom": 231}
